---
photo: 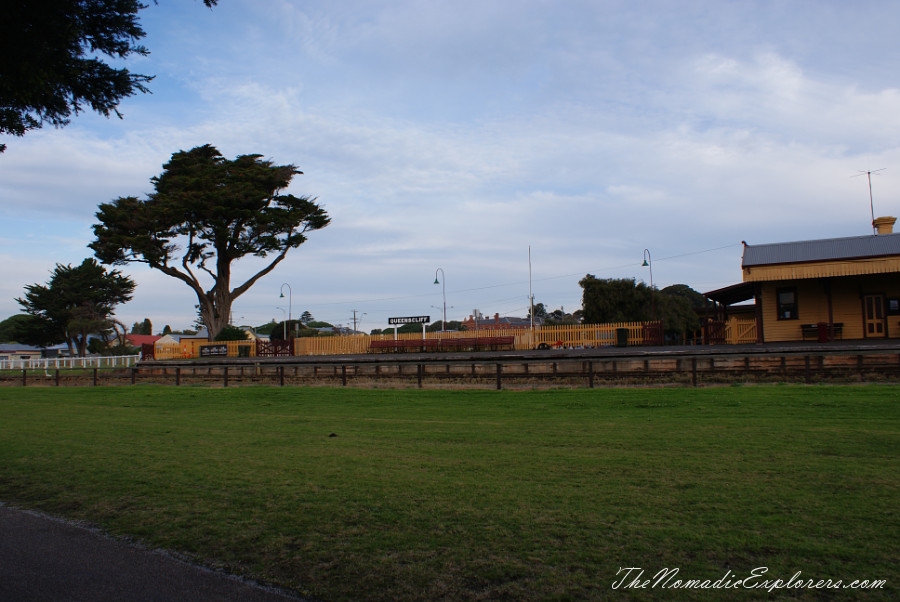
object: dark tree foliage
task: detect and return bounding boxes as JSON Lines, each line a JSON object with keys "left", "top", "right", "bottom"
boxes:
{"left": 579, "top": 275, "right": 700, "bottom": 342}
{"left": 269, "top": 320, "right": 310, "bottom": 340}
{"left": 91, "top": 144, "right": 330, "bottom": 340}
{"left": 579, "top": 276, "right": 654, "bottom": 324}
{"left": 254, "top": 321, "right": 277, "bottom": 336}
{"left": 214, "top": 324, "right": 249, "bottom": 342}
{"left": 16, "top": 258, "right": 135, "bottom": 356}
{"left": 130, "top": 317, "right": 152, "bottom": 334}
{"left": 528, "top": 302, "right": 548, "bottom": 321}
{"left": 426, "top": 320, "right": 465, "bottom": 332}
{"left": 660, "top": 284, "right": 714, "bottom": 312}
{"left": 0, "top": 0, "right": 217, "bottom": 151}
{"left": 0, "top": 314, "right": 32, "bottom": 343}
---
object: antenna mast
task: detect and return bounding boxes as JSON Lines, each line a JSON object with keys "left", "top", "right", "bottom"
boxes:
{"left": 528, "top": 246, "right": 534, "bottom": 332}
{"left": 855, "top": 168, "right": 886, "bottom": 234}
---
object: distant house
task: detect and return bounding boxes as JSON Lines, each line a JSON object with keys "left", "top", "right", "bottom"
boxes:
{"left": 241, "top": 327, "right": 268, "bottom": 341}
{"left": 0, "top": 343, "right": 43, "bottom": 362}
{"left": 705, "top": 216, "right": 900, "bottom": 342}
{"left": 460, "top": 312, "right": 540, "bottom": 331}
{"left": 155, "top": 328, "right": 209, "bottom": 345}
{"left": 125, "top": 334, "right": 161, "bottom": 348}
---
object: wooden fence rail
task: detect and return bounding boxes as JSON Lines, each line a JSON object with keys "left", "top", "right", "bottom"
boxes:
{"left": 7, "top": 346, "right": 900, "bottom": 389}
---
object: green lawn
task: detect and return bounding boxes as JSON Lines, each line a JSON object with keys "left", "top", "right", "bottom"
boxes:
{"left": 0, "top": 385, "right": 897, "bottom": 601}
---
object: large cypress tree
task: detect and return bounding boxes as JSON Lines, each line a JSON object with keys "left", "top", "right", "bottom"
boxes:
{"left": 91, "top": 144, "right": 330, "bottom": 340}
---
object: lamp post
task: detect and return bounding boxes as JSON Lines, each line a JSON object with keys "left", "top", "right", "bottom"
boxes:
{"left": 279, "top": 283, "right": 292, "bottom": 338}
{"left": 433, "top": 268, "right": 446, "bottom": 331}
{"left": 642, "top": 248, "right": 655, "bottom": 320}
{"left": 276, "top": 307, "right": 287, "bottom": 339}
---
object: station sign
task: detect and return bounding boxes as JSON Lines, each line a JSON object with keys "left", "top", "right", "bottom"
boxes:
{"left": 199, "top": 344, "right": 229, "bottom": 357}
{"left": 388, "top": 315, "right": 430, "bottom": 325}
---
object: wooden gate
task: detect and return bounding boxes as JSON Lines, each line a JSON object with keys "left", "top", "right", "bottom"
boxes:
{"left": 704, "top": 320, "right": 726, "bottom": 345}
{"left": 256, "top": 340, "right": 293, "bottom": 357}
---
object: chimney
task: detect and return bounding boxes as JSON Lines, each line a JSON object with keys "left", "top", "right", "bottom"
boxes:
{"left": 873, "top": 216, "right": 897, "bottom": 235}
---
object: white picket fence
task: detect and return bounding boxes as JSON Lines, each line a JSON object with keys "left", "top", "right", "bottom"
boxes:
{"left": 0, "top": 354, "right": 141, "bottom": 371}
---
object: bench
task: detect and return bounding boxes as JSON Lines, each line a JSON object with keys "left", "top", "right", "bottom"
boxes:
{"left": 368, "top": 339, "right": 439, "bottom": 353}
{"left": 801, "top": 323, "right": 843, "bottom": 341}
{"left": 438, "top": 336, "right": 515, "bottom": 352}
{"left": 369, "top": 336, "right": 515, "bottom": 353}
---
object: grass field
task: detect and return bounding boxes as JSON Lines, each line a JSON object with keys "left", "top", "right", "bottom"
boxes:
{"left": 0, "top": 384, "right": 897, "bottom": 601}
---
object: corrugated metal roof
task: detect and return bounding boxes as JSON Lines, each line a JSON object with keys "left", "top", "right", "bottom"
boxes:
{"left": 742, "top": 232, "right": 900, "bottom": 267}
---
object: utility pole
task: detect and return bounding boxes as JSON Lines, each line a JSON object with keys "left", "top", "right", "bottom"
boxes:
{"left": 350, "top": 310, "right": 365, "bottom": 333}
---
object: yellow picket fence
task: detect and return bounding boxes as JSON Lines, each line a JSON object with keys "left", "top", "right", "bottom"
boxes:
{"left": 153, "top": 339, "right": 257, "bottom": 360}
{"left": 151, "top": 321, "right": 727, "bottom": 359}
{"left": 293, "top": 323, "right": 647, "bottom": 355}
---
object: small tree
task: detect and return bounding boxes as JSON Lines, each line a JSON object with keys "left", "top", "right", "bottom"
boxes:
{"left": 17, "top": 259, "right": 135, "bottom": 356}
{"left": 130, "top": 318, "right": 152, "bottom": 335}
{"left": 91, "top": 145, "right": 330, "bottom": 340}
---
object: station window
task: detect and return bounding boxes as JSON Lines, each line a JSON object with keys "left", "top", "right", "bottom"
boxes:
{"left": 776, "top": 287, "right": 798, "bottom": 320}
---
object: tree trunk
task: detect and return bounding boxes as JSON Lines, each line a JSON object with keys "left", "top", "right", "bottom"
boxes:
{"left": 198, "top": 292, "right": 232, "bottom": 341}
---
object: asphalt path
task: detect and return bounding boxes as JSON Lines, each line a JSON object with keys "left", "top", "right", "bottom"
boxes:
{"left": 0, "top": 504, "right": 308, "bottom": 602}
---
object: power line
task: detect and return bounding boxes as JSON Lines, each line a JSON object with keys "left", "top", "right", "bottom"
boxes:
{"left": 240, "top": 242, "right": 743, "bottom": 316}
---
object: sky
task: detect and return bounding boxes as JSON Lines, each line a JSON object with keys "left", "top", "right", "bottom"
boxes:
{"left": 3, "top": 0, "right": 900, "bottom": 334}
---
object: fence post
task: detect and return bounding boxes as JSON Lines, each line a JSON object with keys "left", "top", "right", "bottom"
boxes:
{"left": 804, "top": 356, "right": 811, "bottom": 384}
{"left": 691, "top": 358, "right": 698, "bottom": 387}
{"left": 280, "top": 365, "right": 285, "bottom": 387}
{"left": 175, "top": 367, "right": 181, "bottom": 386}
{"left": 131, "top": 367, "right": 136, "bottom": 385}
{"left": 22, "top": 369, "right": 26, "bottom": 387}
{"left": 93, "top": 368, "right": 98, "bottom": 386}
{"left": 56, "top": 369, "right": 61, "bottom": 387}
{"left": 588, "top": 361, "right": 594, "bottom": 388}
{"left": 496, "top": 363, "right": 502, "bottom": 390}
{"left": 223, "top": 366, "right": 229, "bottom": 388}
{"left": 342, "top": 365, "right": 348, "bottom": 386}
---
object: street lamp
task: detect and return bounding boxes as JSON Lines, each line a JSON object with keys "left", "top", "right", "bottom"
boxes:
{"left": 279, "top": 283, "right": 292, "bottom": 338}
{"left": 642, "top": 249, "right": 655, "bottom": 319}
{"left": 276, "top": 307, "right": 287, "bottom": 339}
{"left": 434, "top": 268, "right": 447, "bottom": 331}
